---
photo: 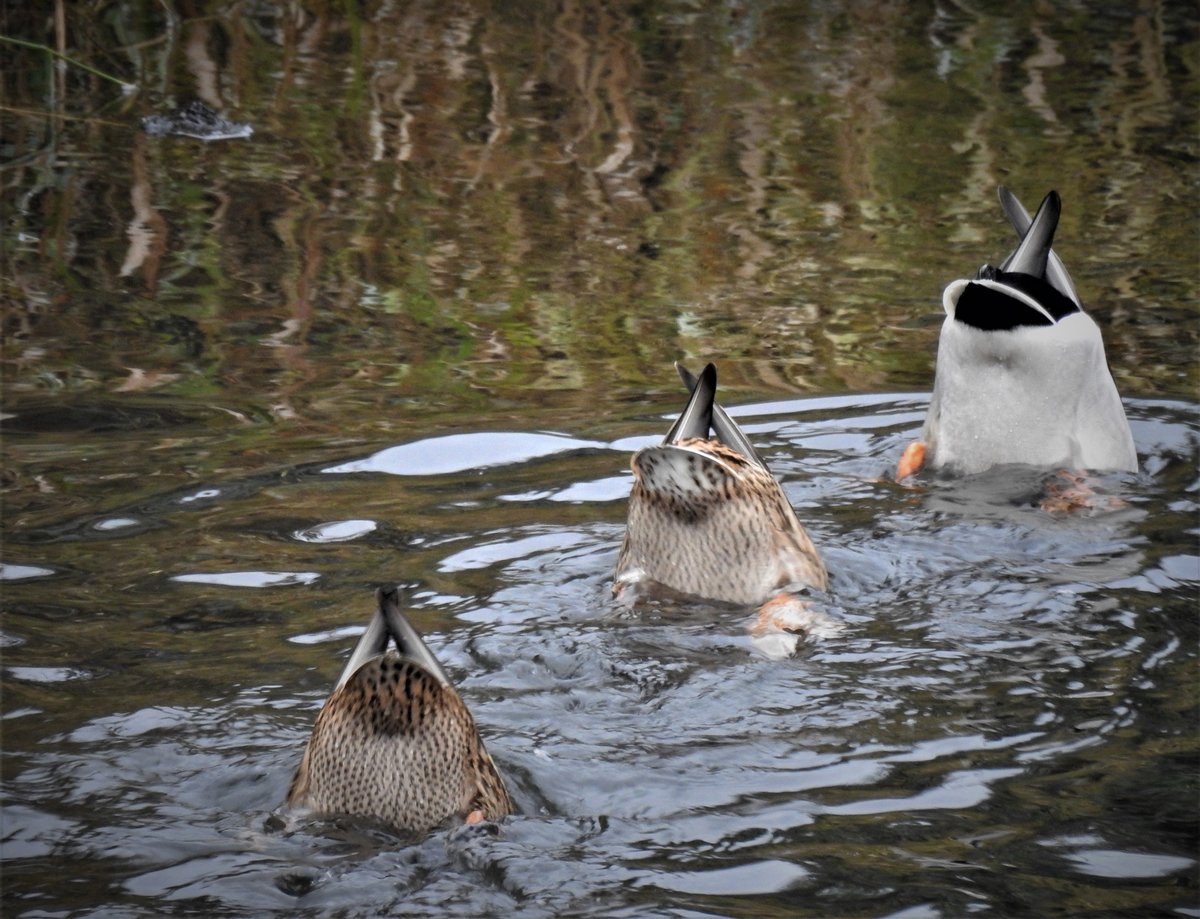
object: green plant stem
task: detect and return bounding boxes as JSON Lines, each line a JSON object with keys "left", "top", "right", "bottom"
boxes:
{"left": 0, "top": 34, "right": 134, "bottom": 89}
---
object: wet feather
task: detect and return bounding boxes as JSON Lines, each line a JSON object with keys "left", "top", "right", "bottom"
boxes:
{"left": 919, "top": 188, "right": 1136, "bottom": 475}
{"left": 287, "top": 587, "right": 513, "bottom": 834}
{"left": 615, "top": 363, "right": 827, "bottom": 605}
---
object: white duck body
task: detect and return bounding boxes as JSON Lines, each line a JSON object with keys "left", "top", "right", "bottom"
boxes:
{"left": 922, "top": 189, "right": 1137, "bottom": 475}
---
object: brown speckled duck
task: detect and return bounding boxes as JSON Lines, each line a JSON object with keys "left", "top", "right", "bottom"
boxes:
{"left": 614, "top": 362, "right": 827, "bottom": 606}
{"left": 287, "top": 587, "right": 513, "bottom": 833}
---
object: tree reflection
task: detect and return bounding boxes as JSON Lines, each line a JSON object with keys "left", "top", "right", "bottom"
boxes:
{"left": 1, "top": 0, "right": 1194, "bottom": 420}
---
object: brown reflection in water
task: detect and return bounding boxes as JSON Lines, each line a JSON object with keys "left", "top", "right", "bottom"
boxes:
{"left": 183, "top": 18, "right": 223, "bottom": 112}
{"left": 1091, "top": 0, "right": 1188, "bottom": 394}
{"left": 0, "top": 1, "right": 1195, "bottom": 425}
{"left": 1021, "top": 21, "right": 1066, "bottom": 131}
{"left": 120, "top": 133, "right": 169, "bottom": 293}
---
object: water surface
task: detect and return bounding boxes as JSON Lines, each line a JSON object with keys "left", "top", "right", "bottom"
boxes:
{"left": 2, "top": 1, "right": 1197, "bottom": 917}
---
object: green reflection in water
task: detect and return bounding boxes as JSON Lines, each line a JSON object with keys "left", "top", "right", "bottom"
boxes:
{"left": 2, "top": 0, "right": 1195, "bottom": 437}
{"left": 0, "top": 3, "right": 1197, "bottom": 914}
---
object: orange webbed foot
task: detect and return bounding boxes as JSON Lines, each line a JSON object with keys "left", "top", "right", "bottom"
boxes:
{"left": 1039, "top": 469, "right": 1128, "bottom": 514}
{"left": 750, "top": 593, "right": 844, "bottom": 659}
{"left": 896, "top": 441, "right": 927, "bottom": 480}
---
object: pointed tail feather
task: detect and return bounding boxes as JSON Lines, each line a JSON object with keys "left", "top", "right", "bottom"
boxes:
{"left": 997, "top": 187, "right": 1079, "bottom": 305}
{"left": 663, "top": 362, "right": 716, "bottom": 444}
{"left": 999, "top": 190, "right": 1061, "bottom": 281}
{"left": 675, "top": 362, "right": 766, "bottom": 468}
{"left": 334, "top": 604, "right": 390, "bottom": 692}
{"left": 377, "top": 585, "right": 453, "bottom": 687}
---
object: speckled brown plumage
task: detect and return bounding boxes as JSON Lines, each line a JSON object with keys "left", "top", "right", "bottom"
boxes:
{"left": 287, "top": 604, "right": 513, "bottom": 834}
{"left": 615, "top": 362, "right": 827, "bottom": 606}
{"left": 616, "top": 437, "right": 827, "bottom": 604}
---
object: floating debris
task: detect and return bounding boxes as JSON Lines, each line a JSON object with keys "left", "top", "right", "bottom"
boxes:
{"left": 142, "top": 101, "right": 253, "bottom": 141}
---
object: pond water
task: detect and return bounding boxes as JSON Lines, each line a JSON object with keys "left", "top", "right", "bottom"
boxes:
{"left": 2, "top": 2, "right": 1197, "bottom": 917}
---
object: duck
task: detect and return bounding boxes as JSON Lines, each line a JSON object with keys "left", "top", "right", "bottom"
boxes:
{"left": 287, "top": 586, "right": 514, "bottom": 834}
{"left": 898, "top": 187, "right": 1137, "bottom": 479}
{"left": 613, "top": 362, "right": 828, "bottom": 606}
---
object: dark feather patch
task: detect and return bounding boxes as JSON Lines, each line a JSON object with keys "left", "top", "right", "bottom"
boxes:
{"left": 956, "top": 271, "right": 1079, "bottom": 331}
{"left": 343, "top": 656, "right": 444, "bottom": 738}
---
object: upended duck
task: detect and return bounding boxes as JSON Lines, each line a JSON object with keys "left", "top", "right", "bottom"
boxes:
{"left": 898, "top": 187, "right": 1137, "bottom": 479}
{"left": 287, "top": 587, "right": 513, "bottom": 834}
{"left": 613, "top": 362, "right": 828, "bottom": 607}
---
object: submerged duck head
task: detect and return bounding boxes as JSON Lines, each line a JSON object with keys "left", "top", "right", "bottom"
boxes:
{"left": 614, "top": 362, "right": 827, "bottom": 605}
{"left": 922, "top": 188, "right": 1136, "bottom": 475}
{"left": 287, "top": 587, "right": 513, "bottom": 834}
